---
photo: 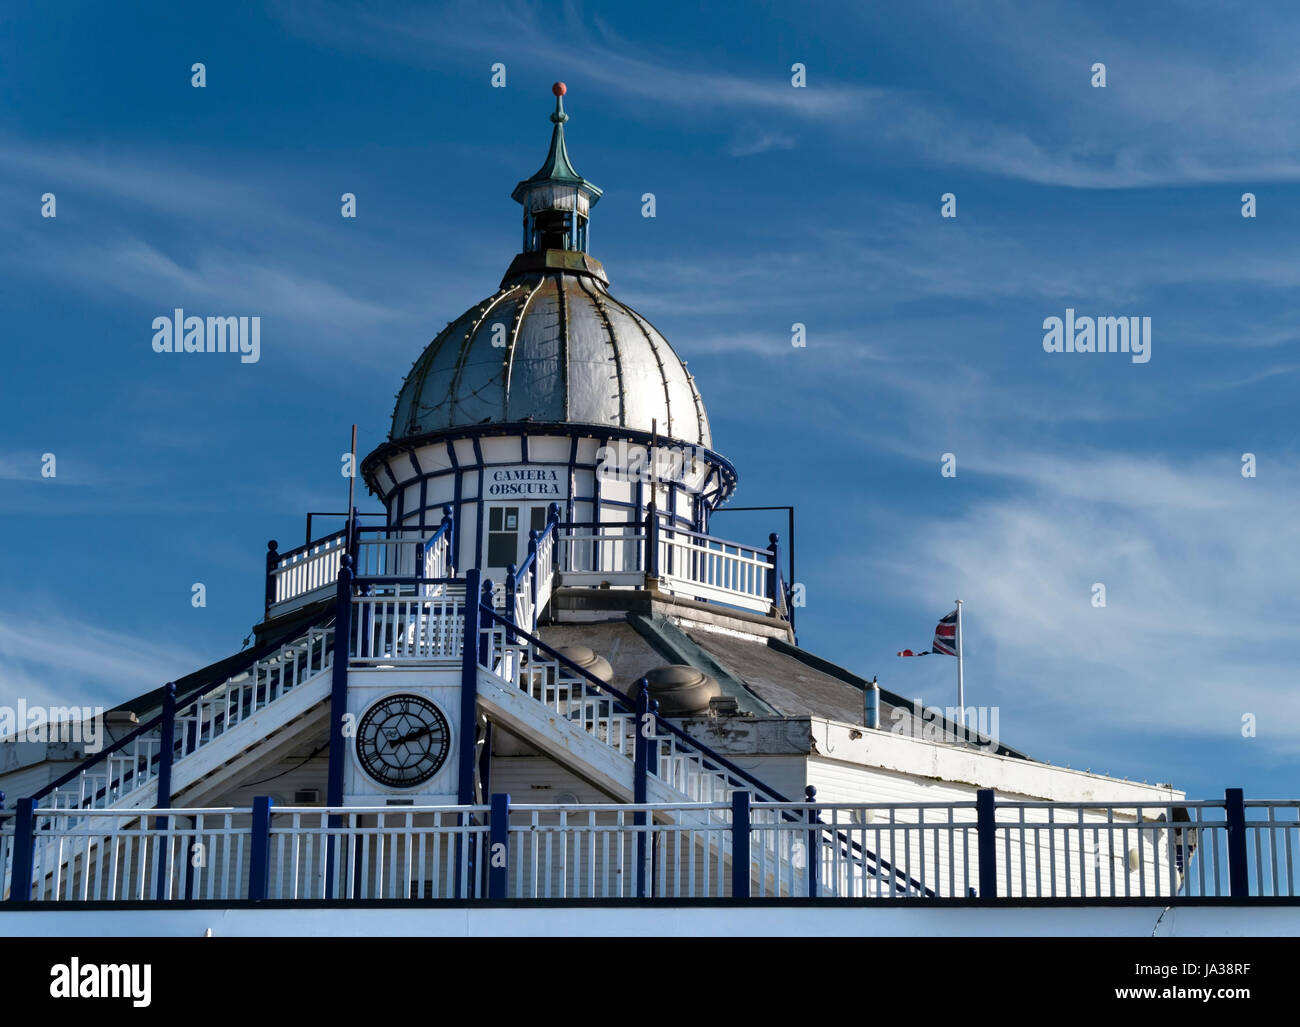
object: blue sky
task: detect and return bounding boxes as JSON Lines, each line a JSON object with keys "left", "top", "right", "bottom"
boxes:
{"left": 1, "top": 1, "right": 1297, "bottom": 799}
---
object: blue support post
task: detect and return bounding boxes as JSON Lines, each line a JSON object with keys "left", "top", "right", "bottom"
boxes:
{"left": 456, "top": 569, "right": 485, "bottom": 900}
{"left": 489, "top": 793, "right": 510, "bottom": 899}
{"left": 633, "top": 680, "right": 650, "bottom": 897}
{"left": 154, "top": 681, "right": 177, "bottom": 900}
{"left": 645, "top": 506, "right": 660, "bottom": 580}
{"left": 248, "top": 796, "right": 273, "bottom": 901}
{"left": 326, "top": 554, "right": 354, "bottom": 810}
{"left": 9, "top": 798, "right": 35, "bottom": 903}
{"left": 767, "top": 533, "right": 781, "bottom": 607}
{"left": 323, "top": 554, "right": 354, "bottom": 900}
{"left": 264, "top": 540, "right": 279, "bottom": 613}
{"left": 805, "top": 785, "right": 819, "bottom": 898}
{"left": 504, "top": 563, "right": 518, "bottom": 642}
{"left": 527, "top": 532, "right": 539, "bottom": 627}
{"left": 441, "top": 505, "right": 455, "bottom": 574}
{"left": 731, "top": 790, "right": 751, "bottom": 898}
{"left": 1225, "top": 787, "right": 1249, "bottom": 898}
{"left": 976, "top": 788, "right": 997, "bottom": 898}
{"left": 155, "top": 682, "right": 176, "bottom": 819}
{"left": 459, "top": 569, "right": 482, "bottom": 807}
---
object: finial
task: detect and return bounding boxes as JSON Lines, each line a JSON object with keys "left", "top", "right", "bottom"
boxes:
{"left": 551, "top": 81, "right": 568, "bottom": 124}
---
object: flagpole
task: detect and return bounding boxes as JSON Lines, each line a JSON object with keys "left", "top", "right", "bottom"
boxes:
{"left": 955, "top": 598, "right": 965, "bottom": 728}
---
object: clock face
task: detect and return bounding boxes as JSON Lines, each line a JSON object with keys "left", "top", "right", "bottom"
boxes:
{"left": 355, "top": 694, "right": 451, "bottom": 789}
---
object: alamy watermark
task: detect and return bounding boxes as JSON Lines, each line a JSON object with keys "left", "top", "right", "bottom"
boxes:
{"left": 1042, "top": 308, "right": 1151, "bottom": 364}
{"left": 151, "top": 309, "right": 261, "bottom": 364}
{"left": 596, "top": 440, "right": 707, "bottom": 493}
{"left": 0, "top": 701, "right": 104, "bottom": 753}
{"left": 890, "top": 701, "right": 1000, "bottom": 751}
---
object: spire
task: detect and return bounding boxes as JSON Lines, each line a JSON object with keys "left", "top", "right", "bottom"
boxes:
{"left": 512, "top": 82, "right": 602, "bottom": 255}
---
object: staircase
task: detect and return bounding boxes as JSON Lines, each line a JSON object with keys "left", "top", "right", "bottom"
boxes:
{"left": 32, "top": 617, "right": 336, "bottom": 820}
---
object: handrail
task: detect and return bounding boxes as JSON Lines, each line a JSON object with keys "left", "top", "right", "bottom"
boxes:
{"left": 27, "top": 605, "right": 336, "bottom": 806}
{"left": 477, "top": 604, "right": 928, "bottom": 894}
{"left": 478, "top": 604, "right": 788, "bottom": 803}
{"left": 275, "top": 528, "right": 347, "bottom": 566}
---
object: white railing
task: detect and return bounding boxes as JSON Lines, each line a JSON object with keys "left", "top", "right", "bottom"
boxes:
{"left": 18, "top": 808, "right": 250, "bottom": 902}
{"left": 350, "top": 586, "right": 464, "bottom": 664}
{"left": 555, "top": 523, "right": 645, "bottom": 587}
{"left": 510, "top": 524, "right": 557, "bottom": 631}
{"left": 9, "top": 797, "right": 1296, "bottom": 903}
{"left": 267, "top": 807, "right": 486, "bottom": 900}
{"left": 552, "top": 521, "right": 777, "bottom": 616}
{"left": 271, "top": 533, "right": 347, "bottom": 608}
{"left": 484, "top": 620, "right": 636, "bottom": 759}
{"left": 657, "top": 528, "right": 773, "bottom": 614}
{"left": 44, "top": 625, "right": 334, "bottom": 818}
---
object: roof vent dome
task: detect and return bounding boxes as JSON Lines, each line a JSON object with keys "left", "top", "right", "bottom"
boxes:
{"left": 638, "top": 665, "right": 722, "bottom": 717}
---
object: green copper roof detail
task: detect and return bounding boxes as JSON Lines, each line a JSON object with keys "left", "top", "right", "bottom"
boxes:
{"left": 512, "top": 83, "right": 603, "bottom": 206}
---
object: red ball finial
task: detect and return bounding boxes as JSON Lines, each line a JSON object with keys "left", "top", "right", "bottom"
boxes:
{"left": 552, "top": 81, "right": 566, "bottom": 96}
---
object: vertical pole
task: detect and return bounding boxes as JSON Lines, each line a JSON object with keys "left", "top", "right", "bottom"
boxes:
{"left": 976, "top": 788, "right": 997, "bottom": 898}
{"left": 634, "top": 680, "right": 650, "bottom": 897}
{"left": 264, "top": 540, "right": 279, "bottom": 613}
{"left": 154, "top": 682, "right": 177, "bottom": 900}
{"left": 326, "top": 555, "right": 353, "bottom": 810}
{"left": 865, "top": 677, "right": 880, "bottom": 729}
{"left": 248, "top": 796, "right": 273, "bottom": 901}
{"left": 731, "top": 790, "right": 751, "bottom": 898}
{"left": 505, "top": 563, "right": 518, "bottom": 642}
{"left": 324, "top": 554, "right": 353, "bottom": 900}
{"left": 1225, "top": 788, "right": 1249, "bottom": 898}
{"left": 460, "top": 569, "right": 483, "bottom": 808}
{"left": 9, "top": 798, "right": 35, "bottom": 903}
{"left": 805, "top": 785, "right": 819, "bottom": 898}
{"left": 489, "top": 793, "right": 510, "bottom": 899}
{"left": 646, "top": 503, "right": 660, "bottom": 581}
{"left": 767, "top": 533, "right": 780, "bottom": 610}
{"left": 955, "top": 599, "right": 965, "bottom": 729}
{"left": 442, "top": 504, "right": 455, "bottom": 575}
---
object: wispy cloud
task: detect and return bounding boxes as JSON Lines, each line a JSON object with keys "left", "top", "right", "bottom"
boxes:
{"left": 870, "top": 449, "right": 1300, "bottom": 757}
{"left": 0, "top": 610, "right": 208, "bottom": 711}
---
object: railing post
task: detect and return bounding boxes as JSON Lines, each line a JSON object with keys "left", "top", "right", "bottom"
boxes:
{"left": 9, "top": 798, "right": 35, "bottom": 903}
{"left": 323, "top": 554, "right": 353, "bottom": 900}
{"left": 248, "top": 796, "right": 273, "bottom": 901}
{"left": 505, "top": 563, "right": 518, "bottom": 642}
{"left": 153, "top": 682, "right": 177, "bottom": 900}
{"left": 1225, "top": 787, "right": 1249, "bottom": 898}
{"left": 731, "top": 790, "right": 751, "bottom": 898}
{"left": 489, "top": 793, "right": 510, "bottom": 899}
{"left": 264, "top": 540, "right": 279, "bottom": 612}
{"left": 459, "top": 569, "right": 483, "bottom": 808}
{"left": 645, "top": 505, "right": 660, "bottom": 582}
{"left": 529, "top": 531, "right": 541, "bottom": 629}
{"left": 805, "top": 785, "right": 819, "bottom": 898}
{"left": 767, "top": 533, "right": 780, "bottom": 609}
{"left": 155, "top": 682, "right": 176, "bottom": 819}
{"left": 326, "top": 555, "right": 353, "bottom": 811}
{"left": 441, "top": 505, "right": 454, "bottom": 574}
{"left": 976, "top": 788, "right": 997, "bottom": 898}
{"left": 634, "top": 680, "right": 650, "bottom": 897}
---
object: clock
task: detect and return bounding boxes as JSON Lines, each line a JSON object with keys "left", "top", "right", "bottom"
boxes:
{"left": 355, "top": 693, "right": 451, "bottom": 789}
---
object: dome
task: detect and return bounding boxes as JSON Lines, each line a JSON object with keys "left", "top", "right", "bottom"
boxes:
{"left": 390, "top": 254, "right": 711, "bottom": 447}
{"left": 389, "top": 83, "right": 711, "bottom": 449}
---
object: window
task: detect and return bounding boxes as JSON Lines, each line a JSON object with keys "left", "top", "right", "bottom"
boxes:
{"left": 487, "top": 506, "right": 519, "bottom": 566}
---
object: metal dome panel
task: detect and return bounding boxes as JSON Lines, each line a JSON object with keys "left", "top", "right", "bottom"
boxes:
{"left": 391, "top": 268, "right": 712, "bottom": 447}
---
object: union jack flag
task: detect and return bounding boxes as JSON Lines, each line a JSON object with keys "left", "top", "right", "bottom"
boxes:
{"left": 897, "top": 609, "right": 958, "bottom": 657}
